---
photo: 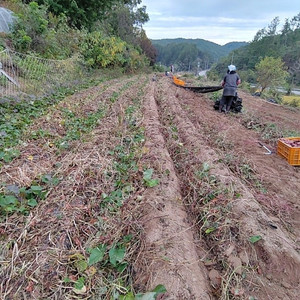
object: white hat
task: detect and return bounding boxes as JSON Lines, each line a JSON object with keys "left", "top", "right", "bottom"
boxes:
{"left": 228, "top": 65, "right": 236, "bottom": 72}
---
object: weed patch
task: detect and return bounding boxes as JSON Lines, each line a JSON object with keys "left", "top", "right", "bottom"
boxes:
{"left": 0, "top": 76, "right": 164, "bottom": 299}
{"left": 0, "top": 73, "right": 123, "bottom": 165}
{"left": 0, "top": 174, "right": 59, "bottom": 218}
{"left": 240, "top": 111, "right": 300, "bottom": 144}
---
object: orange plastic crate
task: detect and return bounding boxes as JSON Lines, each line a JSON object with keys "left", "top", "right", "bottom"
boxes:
{"left": 277, "top": 137, "right": 300, "bottom": 166}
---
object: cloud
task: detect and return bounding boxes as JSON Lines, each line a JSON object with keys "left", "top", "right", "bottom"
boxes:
{"left": 141, "top": 0, "right": 300, "bottom": 44}
{"left": 147, "top": 11, "right": 162, "bottom": 16}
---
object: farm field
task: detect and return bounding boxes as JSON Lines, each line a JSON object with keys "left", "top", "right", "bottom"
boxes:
{"left": 1, "top": 74, "right": 300, "bottom": 299}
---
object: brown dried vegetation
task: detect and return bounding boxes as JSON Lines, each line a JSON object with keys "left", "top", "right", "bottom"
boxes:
{"left": 1, "top": 75, "right": 300, "bottom": 299}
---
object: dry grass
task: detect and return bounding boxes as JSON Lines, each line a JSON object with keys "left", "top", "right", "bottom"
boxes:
{"left": 0, "top": 75, "right": 151, "bottom": 299}
{"left": 156, "top": 89, "right": 253, "bottom": 300}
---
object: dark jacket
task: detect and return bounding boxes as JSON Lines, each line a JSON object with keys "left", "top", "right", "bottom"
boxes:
{"left": 222, "top": 71, "right": 241, "bottom": 96}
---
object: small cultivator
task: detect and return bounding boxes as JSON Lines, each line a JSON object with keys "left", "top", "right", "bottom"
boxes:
{"left": 213, "top": 95, "right": 243, "bottom": 113}
{"left": 172, "top": 76, "right": 243, "bottom": 113}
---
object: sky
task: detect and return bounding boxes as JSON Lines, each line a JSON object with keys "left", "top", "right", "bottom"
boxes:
{"left": 140, "top": 0, "right": 300, "bottom": 45}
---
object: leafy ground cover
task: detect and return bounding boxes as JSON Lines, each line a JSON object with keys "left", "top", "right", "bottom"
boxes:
{"left": 0, "top": 70, "right": 125, "bottom": 165}
{"left": 0, "top": 74, "right": 300, "bottom": 299}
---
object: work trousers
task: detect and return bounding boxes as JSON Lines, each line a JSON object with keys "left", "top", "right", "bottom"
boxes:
{"left": 219, "top": 95, "right": 234, "bottom": 112}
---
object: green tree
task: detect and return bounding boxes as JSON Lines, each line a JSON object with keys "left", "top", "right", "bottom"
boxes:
{"left": 28, "top": 0, "right": 119, "bottom": 29}
{"left": 177, "top": 44, "right": 198, "bottom": 71}
{"left": 267, "top": 16, "right": 280, "bottom": 36}
{"left": 29, "top": 0, "right": 148, "bottom": 31}
{"left": 291, "top": 13, "right": 300, "bottom": 30}
{"left": 255, "top": 56, "right": 289, "bottom": 92}
{"left": 281, "top": 18, "right": 292, "bottom": 46}
{"left": 137, "top": 29, "right": 157, "bottom": 65}
{"left": 12, "top": 1, "right": 48, "bottom": 51}
{"left": 10, "top": 1, "right": 84, "bottom": 58}
{"left": 80, "top": 32, "right": 126, "bottom": 68}
{"left": 153, "top": 42, "right": 206, "bottom": 71}
{"left": 210, "top": 12, "right": 300, "bottom": 85}
{"left": 102, "top": 1, "right": 149, "bottom": 45}
{"left": 253, "top": 28, "right": 266, "bottom": 42}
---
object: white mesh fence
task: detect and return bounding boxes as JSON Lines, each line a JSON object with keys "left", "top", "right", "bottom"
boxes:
{"left": 0, "top": 7, "right": 14, "bottom": 33}
{"left": 0, "top": 49, "right": 84, "bottom": 99}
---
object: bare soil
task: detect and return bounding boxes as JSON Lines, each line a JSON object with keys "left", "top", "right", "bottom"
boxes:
{"left": 1, "top": 74, "right": 300, "bottom": 299}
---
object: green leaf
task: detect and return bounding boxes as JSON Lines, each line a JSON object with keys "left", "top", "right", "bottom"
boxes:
{"left": 119, "top": 292, "right": 135, "bottom": 300}
{"left": 143, "top": 169, "right": 154, "bottom": 181}
{"left": 19, "top": 187, "right": 27, "bottom": 195}
{"left": 27, "top": 198, "right": 38, "bottom": 207}
{"left": 18, "top": 205, "right": 27, "bottom": 213}
{"left": 109, "top": 246, "right": 125, "bottom": 267}
{"left": 0, "top": 195, "right": 18, "bottom": 206}
{"left": 152, "top": 284, "right": 167, "bottom": 294}
{"left": 205, "top": 227, "right": 216, "bottom": 234}
{"left": 116, "top": 262, "right": 128, "bottom": 273}
{"left": 74, "top": 277, "right": 85, "bottom": 290}
{"left": 202, "top": 162, "right": 210, "bottom": 172}
{"left": 123, "top": 234, "right": 132, "bottom": 243}
{"left": 143, "top": 169, "right": 159, "bottom": 187}
{"left": 249, "top": 235, "right": 262, "bottom": 244}
{"left": 135, "top": 285, "right": 167, "bottom": 300}
{"left": 41, "top": 174, "right": 60, "bottom": 186}
{"left": 63, "top": 277, "right": 71, "bottom": 283}
{"left": 30, "top": 185, "right": 43, "bottom": 193}
{"left": 146, "top": 179, "right": 159, "bottom": 187}
{"left": 88, "top": 244, "right": 106, "bottom": 266}
{"left": 75, "top": 260, "right": 88, "bottom": 272}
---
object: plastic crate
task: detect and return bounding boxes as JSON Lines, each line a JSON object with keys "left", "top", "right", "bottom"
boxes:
{"left": 277, "top": 137, "right": 300, "bottom": 166}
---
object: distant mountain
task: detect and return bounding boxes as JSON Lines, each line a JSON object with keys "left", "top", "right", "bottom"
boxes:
{"left": 222, "top": 42, "right": 248, "bottom": 53}
{"left": 152, "top": 38, "right": 247, "bottom": 66}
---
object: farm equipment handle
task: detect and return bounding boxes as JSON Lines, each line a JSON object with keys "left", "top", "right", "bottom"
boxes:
{"left": 172, "top": 76, "right": 222, "bottom": 93}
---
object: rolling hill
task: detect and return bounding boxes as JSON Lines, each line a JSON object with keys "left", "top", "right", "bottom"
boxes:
{"left": 152, "top": 38, "right": 247, "bottom": 65}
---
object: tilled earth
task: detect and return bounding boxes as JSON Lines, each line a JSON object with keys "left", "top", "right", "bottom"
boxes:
{"left": 0, "top": 74, "right": 300, "bottom": 300}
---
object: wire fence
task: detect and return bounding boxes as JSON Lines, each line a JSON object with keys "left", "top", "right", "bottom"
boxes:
{"left": 0, "top": 49, "right": 84, "bottom": 100}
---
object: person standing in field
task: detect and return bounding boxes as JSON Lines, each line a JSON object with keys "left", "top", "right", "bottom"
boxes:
{"left": 219, "top": 65, "right": 241, "bottom": 113}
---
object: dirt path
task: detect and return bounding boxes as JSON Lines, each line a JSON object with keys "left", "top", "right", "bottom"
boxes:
{"left": 135, "top": 82, "right": 211, "bottom": 299}
{"left": 1, "top": 74, "right": 299, "bottom": 299}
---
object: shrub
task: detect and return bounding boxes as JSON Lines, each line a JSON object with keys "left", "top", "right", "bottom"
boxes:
{"left": 9, "top": 1, "right": 85, "bottom": 59}
{"left": 80, "top": 31, "right": 149, "bottom": 72}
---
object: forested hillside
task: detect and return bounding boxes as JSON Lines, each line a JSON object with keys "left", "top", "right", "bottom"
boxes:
{"left": 210, "top": 14, "right": 300, "bottom": 86}
{"left": 0, "top": 0, "right": 157, "bottom": 69}
{"left": 152, "top": 38, "right": 247, "bottom": 71}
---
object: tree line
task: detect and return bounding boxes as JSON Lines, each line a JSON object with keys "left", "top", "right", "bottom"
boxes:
{"left": 152, "top": 39, "right": 247, "bottom": 73}
{"left": 209, "top": 13, "right": 300, "bottom": 89}
{"left": 154, "top": 42, "right": 211, "bottom": 72}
